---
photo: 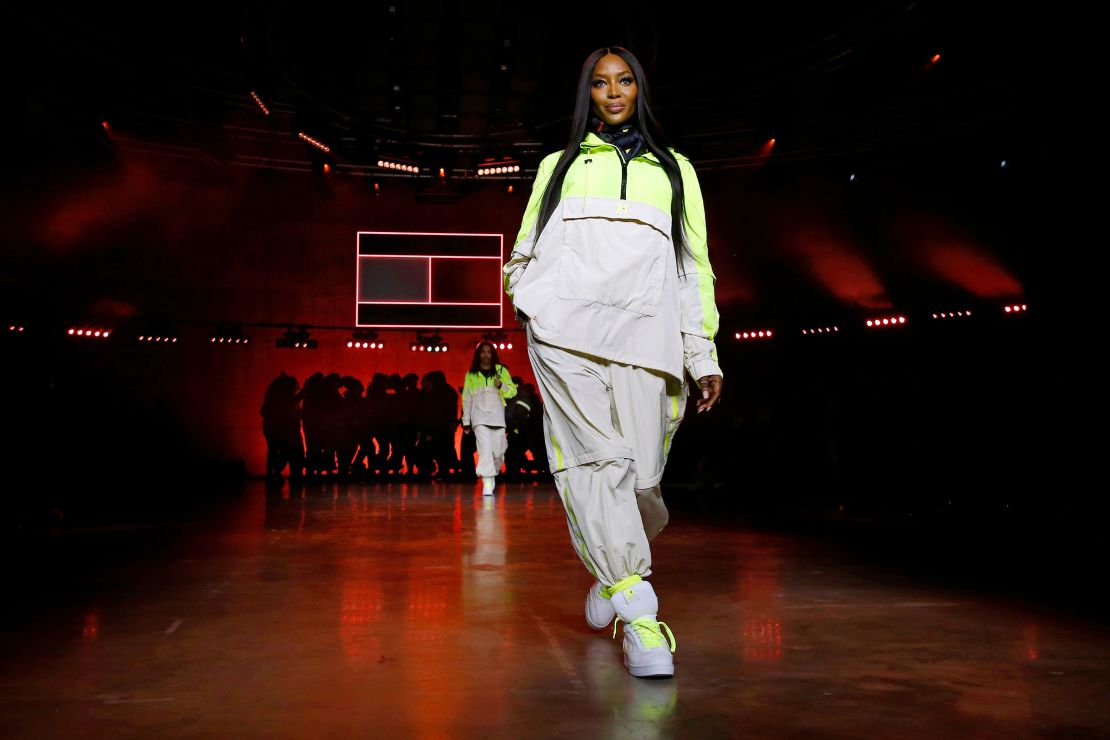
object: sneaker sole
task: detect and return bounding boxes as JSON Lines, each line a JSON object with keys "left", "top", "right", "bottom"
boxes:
{"left": 624, "top": 656, "right": 675, "bottom": 678}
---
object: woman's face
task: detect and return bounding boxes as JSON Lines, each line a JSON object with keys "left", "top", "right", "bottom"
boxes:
{"left": 479, "top": 345, "right": 492, "bottom": 366}
{"left": 590, "top": 53, "right": 637, "bottom": 127}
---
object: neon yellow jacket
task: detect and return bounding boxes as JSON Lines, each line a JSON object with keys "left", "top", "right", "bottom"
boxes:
{"left": 503, "top": 132, "right": 722, "bottom": 383}
{"left": 461, "top": 365, "right": 517, "bottom": 428}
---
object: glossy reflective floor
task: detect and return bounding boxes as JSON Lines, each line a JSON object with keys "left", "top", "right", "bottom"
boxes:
{"left": 3, "top": 480, "right": 1110, "bottom": 738}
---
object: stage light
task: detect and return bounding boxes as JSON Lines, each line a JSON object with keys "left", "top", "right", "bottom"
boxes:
{"left": 735, "top": 328, "right": 774, "bottom": 341}
{"left": 249, "top": 91, "right": 271, "bottom": 116}
{"left": 801, "top": 325, "right": 840, "bottom": 335}
{"left": 101, "top": 121, "right": 111, "bottom": 131}
{"left": 297, "top": 132, "right": 331, "bottom": 153}
{"left": 865, "top": 315, "right": 907, "bottom": 329}
{"left": 931, "top": 309, "right": 973, "bottom": 320}
{"left": 68, "top": 325, "right": 112, "bottom": 340}
{"left": 412, "top": 334, "right": 447, "bottom": 352}
{"left": 210, "top": 326, "right": 250, "bottom": 345}
{"left": 348, "top": 330, "right": 382, "bottom": 350}
{"left": 323, "top": 163, "right": 331, "bottom": 174}
{"left": 276, "top": 327, "right": 317, "bottom": 349}
{"left": 1004, "top": 303, "right": 1028, "bottom": 314}
{"left": 8, "top": 325, "right": 25, "bottom": 333}
{"left": 931, "top": 53, "right": 941, "bottom": 63}
{"left": 479, "top": 331, "right": 514, "bottom": 352}
{"left": 377, "top": 156, "right": 419, "bottom": 174}
{"left": 477, "top": 159, "right": 521, "bottom": 177}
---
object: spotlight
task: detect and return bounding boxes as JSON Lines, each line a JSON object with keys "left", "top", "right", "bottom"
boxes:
{"left": 931, "top": 310, "right": 973, "bottom": 320}
{"left": 865, "top": 315, "right": 907, "bottom": 329}
{"left": 801, "top": 325, "right": 840, "bottom": 336}
{"left": 210, "top": 325, "right": 250, "bottom": 344}
{"left": 67, "top": 325, "right": 112, "bottom": 340}
{"left": 412, "top": 332, "right": 448, "bottom": 353}
{"left": 1004, "top": 303, "right": 1028, "bottom": 314}
{"left": 348, "top": 330, "right": 383, "bottom": 350}
{"left": 297, "top": 132, "right": 331, "bottom": 153}
{"left": 734, "top": 328, "right": 774, "bottom": 341}
{"left": 276, "top": 327, "right": 317, "bottom": 349}
{"left": 249, "top": 91, "right": 271, "bottom": 116}
{"left": 377, "top": 156, "right": 419, "bottom": 174}
{"left": 476, "top": 159, "right": 521, "bottom": 177}
{"left": 480, "top": 331, "right": 513, "bottom": 351}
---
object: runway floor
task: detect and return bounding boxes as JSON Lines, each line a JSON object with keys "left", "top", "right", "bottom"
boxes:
{"left": 2, "top": 480, "right": 1109, "bottom": 738}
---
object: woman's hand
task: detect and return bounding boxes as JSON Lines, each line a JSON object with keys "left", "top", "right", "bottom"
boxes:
{"left": 463, "top": 425, "right": 471, "bottom": 435}
{"left": 696, "top": 375, "right": 723, "bottom": 413}
{"left": 493, "top": 377, "right": 502, "bottom": 389}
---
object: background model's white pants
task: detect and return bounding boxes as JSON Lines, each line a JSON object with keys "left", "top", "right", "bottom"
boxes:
{"left": 525, "top": 326, "right": 688, "bottom": 587}
{"left": 473, "top": 424, "right": 507, "bottom": 477}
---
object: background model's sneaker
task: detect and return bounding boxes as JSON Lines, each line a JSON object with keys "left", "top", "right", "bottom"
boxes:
{"left": 585, "top": 580, "right": 617, "bottom": 629}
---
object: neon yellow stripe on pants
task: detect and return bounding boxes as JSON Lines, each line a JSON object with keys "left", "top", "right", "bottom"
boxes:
{"left": 663, "top": 394, "right": 680, "bottom": 458}
{"left": 551, "top": 430, "right": 601, "bottom": 580}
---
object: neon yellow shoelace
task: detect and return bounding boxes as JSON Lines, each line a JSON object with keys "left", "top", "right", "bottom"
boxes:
{"left": 613, "top": 616, "right": 677, "bottom": 652}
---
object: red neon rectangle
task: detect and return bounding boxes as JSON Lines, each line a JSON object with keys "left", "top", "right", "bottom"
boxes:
{"left": 355, "top": 231, "right": 504, "bottom": 328}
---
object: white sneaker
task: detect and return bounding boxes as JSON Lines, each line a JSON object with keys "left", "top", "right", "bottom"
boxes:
{"left": 481, "top": 476, "right": 494, "bottom": 496}
{"left": 609, "top": 579, "right": 676, "bottom": 678}
{"left": 585, "top": 580, "right": 616, "bottom": 629}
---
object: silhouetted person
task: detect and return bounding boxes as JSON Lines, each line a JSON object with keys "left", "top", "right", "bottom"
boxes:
{"left": 337, "top": 376, "right": 364, "bottom": 478}
{"left": 394, "top": 372, "right": 421, "bottom": 476}
{"left": 379, "top": 374, "right": 404, "bottom": 474}
{"left": 421, "top": 370, "right": 460, "bottom": 478}
{"left": 354, "top": 373, "right": 390, "bottom": 476}
{"left": 318, "top": 373, "right": 345, "bottom": 476}
{"left": 504, "top": 376, "right": 534, "bottom": 478}
{"left": 457, "top": 383, "right": 476, "bottom": 480}
{"left": 523, "top": 383, "right": 548, "bottom": 474}
{"left": 301, "top": 372, "right": 327, "bottom": 477}
{"left": 261, "top": 372, "right": 304, "bottom": 480}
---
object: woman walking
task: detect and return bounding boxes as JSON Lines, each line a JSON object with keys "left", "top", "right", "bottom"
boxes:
{"left": 503, "top": 46, "right": 724, "bottom": 678}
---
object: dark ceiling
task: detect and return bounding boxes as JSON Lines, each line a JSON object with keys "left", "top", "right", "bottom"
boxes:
{"left": 8, "top": 1, "right": 1049, "bottom": 176}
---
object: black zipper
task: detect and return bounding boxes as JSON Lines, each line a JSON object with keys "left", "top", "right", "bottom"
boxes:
{"left": 613, "top": 145, "right": 629, "bottom": 200}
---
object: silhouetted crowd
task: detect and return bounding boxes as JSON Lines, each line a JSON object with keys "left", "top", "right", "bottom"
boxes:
{"left": 260, "top": 370, "right": 546, "bottom": 481}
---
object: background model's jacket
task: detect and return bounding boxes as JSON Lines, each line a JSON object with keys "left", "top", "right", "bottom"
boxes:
{"left": 461, "top": 365, "right": 517, "bottom": 428}
{"left": 503, "top": 132, "right": 722, "bottom": 385}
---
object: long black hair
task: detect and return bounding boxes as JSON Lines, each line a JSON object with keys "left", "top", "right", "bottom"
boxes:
{"left": 533, "top": 46, "right": 693, "bottom": 270}
{"left": 468, "top": 341, "right": 501, "bottom": 375}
